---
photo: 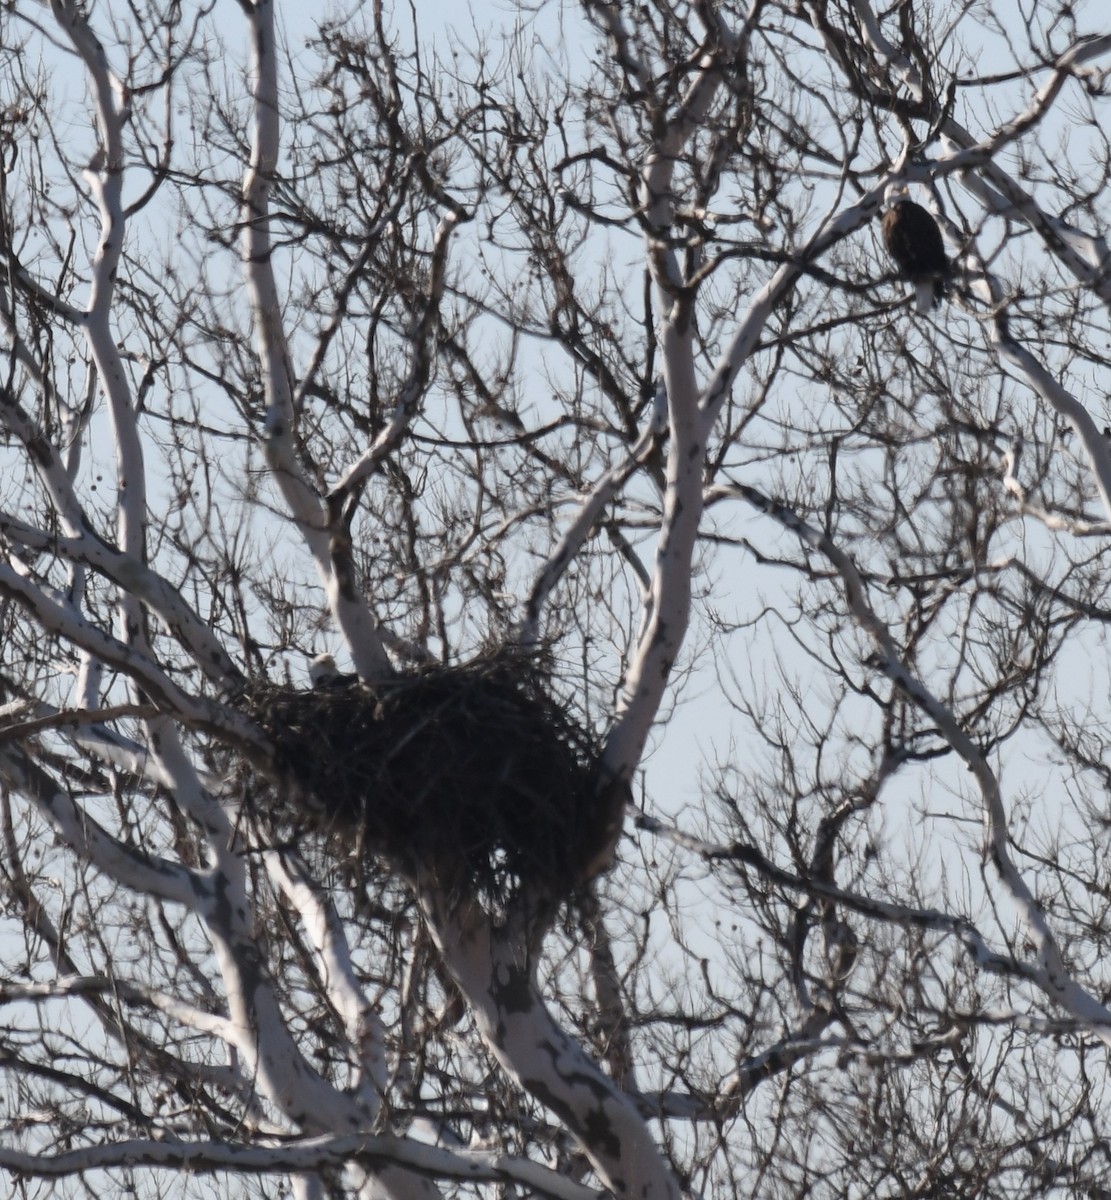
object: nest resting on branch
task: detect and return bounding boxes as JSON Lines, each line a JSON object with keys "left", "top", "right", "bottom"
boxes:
{"left": 240, "top": 656, "right": 623, "bottom": 906}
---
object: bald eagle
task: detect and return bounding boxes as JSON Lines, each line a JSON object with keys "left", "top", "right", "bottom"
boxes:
{"left": 309, "top": 653, "right": 357, "bottom": 689}
{"left": 882, "top": 183, "right": 950, "bottom": 315}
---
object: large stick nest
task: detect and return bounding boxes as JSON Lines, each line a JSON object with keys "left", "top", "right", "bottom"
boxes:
{"left": 239, "top": 655, "right": 623, "bottom": 906}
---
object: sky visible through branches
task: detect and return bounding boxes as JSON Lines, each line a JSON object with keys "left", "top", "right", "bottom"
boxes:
{"left": 3, "top": 1, "right": 1111, "bottom": 1197}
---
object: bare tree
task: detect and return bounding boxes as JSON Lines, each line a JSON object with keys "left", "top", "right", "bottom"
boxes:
{"left": 3, "top": 0, "right": 1111, "bottom": 1195}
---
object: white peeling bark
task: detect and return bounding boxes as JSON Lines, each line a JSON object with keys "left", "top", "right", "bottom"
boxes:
{"left": 938, "top": 161, "right": 1111, "bottom": 523}
{"left": 599, "top": 55, "right": 721, "bottom": 785}
{"left": 994, "top": 335, "right": 1111, "bottom": 520}
{"left": 602, "top": 310, "right": 703, "bottom": 788}
{"left": 266, "top": 852, "right": 389, "bottom": 1114}
{"left": 205, "top": 924, "right": 375, "bottom": 1134}
{"left": 46, "top": 3, "right": 243, "bottom": 904}
{"left": 603, "top": 55, "right": 888, "bottom": 783}
{"left": 0, "top": 563, "right": 267, "bottom": 757}
{"left": 0, "top": 510, "right": 243, "bottom": 688}
{"left": 0, "top": 1131, "right": 600, "bottom": 1196}
{"left": 240, "top": 0, "right": 391, "bottom": 683}
{"left": 50, "top": 0, "right": 147, "bottom": 646}
{"left": 946, "top": 120, "right": 1111, "bottom": 307}
{"left": 0, "top": 742, "right": 197, "bottom": 907}
{"left": 421, "top": 891, "right": 680, "bottom": 1200}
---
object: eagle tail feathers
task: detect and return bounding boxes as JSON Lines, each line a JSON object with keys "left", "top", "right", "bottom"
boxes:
{"left": 915, "top": 279, "right": 935, "bottom": 315}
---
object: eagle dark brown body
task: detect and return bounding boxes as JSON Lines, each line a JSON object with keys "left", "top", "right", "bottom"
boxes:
{"left": 882, "top": 191, "right": 950, "bottom": 314}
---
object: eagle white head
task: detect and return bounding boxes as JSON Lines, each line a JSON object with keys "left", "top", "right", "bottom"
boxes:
{"left": 881, "top": 181, "right": 949, "bottom": 314}
{"left": 883, "top": 180, "right": 911, "bottom": 209}
{"left": 309, "top": 653, "right": 342, "bottom": 687}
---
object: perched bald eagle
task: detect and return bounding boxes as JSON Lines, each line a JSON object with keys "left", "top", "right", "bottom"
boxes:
{"left": 882, "top": 183, "right": 950, "bottom": 315}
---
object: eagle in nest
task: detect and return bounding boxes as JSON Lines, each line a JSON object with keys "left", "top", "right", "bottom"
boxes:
{"left": 882, "top": 183, "right": 951, "bottom": 315}
{"left": 309, "top": 653, "right": 358, "bottom": 689}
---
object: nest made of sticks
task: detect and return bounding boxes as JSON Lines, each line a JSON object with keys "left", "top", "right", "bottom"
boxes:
{"left": 239, "top": 655, "right": 623, "bottom": 906}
